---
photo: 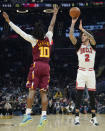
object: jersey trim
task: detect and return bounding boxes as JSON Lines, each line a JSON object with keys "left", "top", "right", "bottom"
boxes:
{"left": 78, "top": 67, "right": 94, "bottom": 71}
{"left": 88, "top": 88, "right": 96, "bottom": 91}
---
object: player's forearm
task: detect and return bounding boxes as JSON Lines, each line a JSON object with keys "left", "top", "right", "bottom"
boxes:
{"left": 81, "top": 28, "right": 96, "bottom": 45}
{"left": 9, "top": 21, "right": 33, "bottom": 43}
{"left": 9, "top": 21, "right": 24, "bottom": 36}
{"left": 48, "top": 13, "right": 57, "bottom": 32}
{"left": 69, "top": 23, "right": 77, "bottom": 45}
{"left": 69, "top": 23, "right": 75, "bottom": 36}
{"left": 81, "top": 28, "right": 93, "bottom": 39}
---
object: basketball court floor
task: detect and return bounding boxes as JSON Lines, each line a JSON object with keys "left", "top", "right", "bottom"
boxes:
{"left": 0, "top": 114, "right": 105, "bottom": 131}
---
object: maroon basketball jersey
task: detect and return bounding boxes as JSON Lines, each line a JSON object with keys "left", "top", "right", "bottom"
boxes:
{"left": 32, "top": 37, "right": 51, "bottom": 63}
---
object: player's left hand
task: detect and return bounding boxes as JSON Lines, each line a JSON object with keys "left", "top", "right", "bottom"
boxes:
{"left": 79, "top": 20, "right": 83, "bottom": 31}
{"left": 53, "top": 5, "right": 59, "bottom": 15}
{"left": 3, "top": 12, "right": 10, "bottom": 23}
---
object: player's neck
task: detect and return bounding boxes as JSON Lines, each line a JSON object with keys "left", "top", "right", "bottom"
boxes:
{"left": 83, "top": 41, "right": 89, "bottom": 46}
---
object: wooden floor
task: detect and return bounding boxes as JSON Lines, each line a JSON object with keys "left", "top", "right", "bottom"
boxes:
{"left": 0, "top": 114, "right": 105, "bottom": 131}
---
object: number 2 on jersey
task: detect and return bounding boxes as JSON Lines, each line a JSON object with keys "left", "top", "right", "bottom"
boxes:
{"left": 39, "top": 47, "right": 50, "bottom": 58}
{"left": 85, "top": 54, "right": 90, "bottom": 62}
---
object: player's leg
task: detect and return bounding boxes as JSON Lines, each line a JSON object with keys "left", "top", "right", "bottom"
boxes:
{"left": 87, "top": 71, "right": 99, "bottom": 126}
{"left": 38, "top": 90, "right": 48, "bottom": 126}
{"left": 74, "top": 70, "right": 85, "bottom": 125}
{"left": 36, "top": 62, "right": 50, "bottom": 129}
{"left": 40, "top": 90, "right": 48, "bottom": 115}
{"left": 88, "top": 91, "right": 99, "bottom": 126}
{"left": 20, "top": 88, "right": 36, "bottom": 126}
{"left": 37, "top": 76, "right": 49, "bottom": 128}
{"left": 74, "top": 89, "right": 84, "bottom": 125}
{"left": 20, "top": 64, "right": 39, "bottom": 126}
{"left": 26, "top": 88, "right": 36, "bottom": 114}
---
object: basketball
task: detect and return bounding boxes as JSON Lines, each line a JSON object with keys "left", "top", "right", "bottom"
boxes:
{"left": 69, "top": 7, "right": 80, "bottom": 18}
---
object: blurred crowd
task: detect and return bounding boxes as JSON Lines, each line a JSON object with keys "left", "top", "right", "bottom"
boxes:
{"left": 0, "top": 71, "right": 105, "bottom": 117}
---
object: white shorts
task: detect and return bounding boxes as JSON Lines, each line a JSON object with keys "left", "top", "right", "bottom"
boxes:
{"left": 76, "top": 69, "right": 96, "bottom": 91}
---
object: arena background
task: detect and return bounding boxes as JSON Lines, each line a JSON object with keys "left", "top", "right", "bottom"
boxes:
{"left": 0, "top": 0, "right": 105, "bottom": 130}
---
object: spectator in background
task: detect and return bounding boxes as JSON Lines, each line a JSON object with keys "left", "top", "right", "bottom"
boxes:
{"left": 4, "top": 101, "right": 12, "bottom": 116}
{"left": 54, "top": 99, "right": 61, "bottom": 114}
{"left": 48, "top": 98, "right": 54, "bottom": 114}
{"left": 54, "top": 90, "right": 63, "bottom": 99}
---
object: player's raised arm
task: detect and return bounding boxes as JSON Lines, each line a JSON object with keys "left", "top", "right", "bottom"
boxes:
{"left": 69, "top": 18, "right": 78, "bottom": 45}
{"left": 79, "top": 20, "right": 96, "bottom": 45}
{"left": 48, "top": 7, "right": 59, "bottom": 32}
{"left": 2, "top": 12, "right": 36, "bottom": 44}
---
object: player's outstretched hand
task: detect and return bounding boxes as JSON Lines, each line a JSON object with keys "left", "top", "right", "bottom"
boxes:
{"left": 53, "top": 6, "right": 59, "bottom": 15}
{"left": 3, "top": 12, "right": 10, "bottom": 23}
{"left": 72, "top": 17, "right": 79, "bottom": 25}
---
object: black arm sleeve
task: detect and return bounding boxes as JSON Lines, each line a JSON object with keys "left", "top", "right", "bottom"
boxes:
{"left": 90, "top": 44, "right": 96, "bottom": 51}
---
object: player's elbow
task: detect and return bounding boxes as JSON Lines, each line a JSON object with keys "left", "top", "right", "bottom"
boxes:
{"left": 69, "top": 35, "right": 77, "bottom": 45}
{"left": 69, "top": 34, "right": 74, "bottom": 41}
{"left": 90, "top": 39, "right": 96, "bottom": 45}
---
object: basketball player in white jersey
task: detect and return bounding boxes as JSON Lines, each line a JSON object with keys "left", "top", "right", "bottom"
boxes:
{"left": 69, "top": 18, "right": 99, "bottom": 126}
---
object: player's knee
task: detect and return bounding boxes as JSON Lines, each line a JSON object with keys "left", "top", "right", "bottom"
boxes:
{"left": 75, "top": 90, "right": 84, "bottom": 109}
{"left": 89, "top": 91, "right": 96, "bottom": 110}
{"left": 28, "top": 88, "right": 35, "bottom": 99}
{"left": 40, "top": 90, "right": 47, "bottom": 96}
{"left": 89, "top": 91, "right": 96, "bottom": 101}
{"left": 40, "top": 91, "right": 48, "bottom": 104}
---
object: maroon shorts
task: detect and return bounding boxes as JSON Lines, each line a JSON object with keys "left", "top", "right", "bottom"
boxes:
{"left": 26, "top": 61, "right": 50, "bottom": 91}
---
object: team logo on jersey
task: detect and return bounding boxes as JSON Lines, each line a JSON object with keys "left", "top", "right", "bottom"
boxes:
{"left": 80, "top": 47, "right": 92, "bottom": 54}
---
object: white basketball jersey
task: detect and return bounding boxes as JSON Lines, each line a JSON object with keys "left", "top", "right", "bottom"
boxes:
{"left": 77, "top": 44, "right": 96, "bottom": 69}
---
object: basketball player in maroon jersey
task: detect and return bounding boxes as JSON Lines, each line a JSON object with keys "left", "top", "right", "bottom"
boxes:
{"left": 69, "top": 18, "right": 99, "bottom": 126}
{"left": 3, "top": 7, "right": 58, "bottom": 127}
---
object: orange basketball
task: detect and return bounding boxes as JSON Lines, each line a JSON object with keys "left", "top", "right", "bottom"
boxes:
{"left": 69, "top": 7, "right": 80, "bottom": 18}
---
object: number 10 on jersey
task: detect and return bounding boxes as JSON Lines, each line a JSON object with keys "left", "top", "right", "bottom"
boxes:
{"left": 39, "top": 47, "right": 50, "bottom": 58}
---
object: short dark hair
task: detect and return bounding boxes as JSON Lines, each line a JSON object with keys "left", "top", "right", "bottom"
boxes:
{"left": 31, "top": 21, "right": 46, "bottom": 40}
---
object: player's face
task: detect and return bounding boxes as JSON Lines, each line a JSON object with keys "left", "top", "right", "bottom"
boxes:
{"left": 81, "top": 33, "right": 89, "bottom": 44}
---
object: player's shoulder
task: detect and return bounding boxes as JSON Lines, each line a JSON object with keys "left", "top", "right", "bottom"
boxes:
{"left": 45, "top": 31, "right": 53, "bottom": 45}
{"left": 30, "top": 35, "right": 38, "bottom": 47}
{"left": 46, "top": 31, "right": 53, "bottom": 37}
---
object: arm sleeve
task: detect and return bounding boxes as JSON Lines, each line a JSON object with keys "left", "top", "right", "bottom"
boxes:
{"left": 90, "top": 44, "right": 96, "bottom": 51}
{"left": 9, "top": 21, "right": 37, "bottom": 46}
{"left": 45, "top": 31, "right": 53, "bottom": 45}
{"left": 73, "top": 38, "right": 81, "bottom": 51}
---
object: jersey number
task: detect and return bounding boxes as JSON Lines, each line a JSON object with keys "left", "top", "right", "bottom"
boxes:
{"left": 39, "top": 47, "right": 50, "bottom": 58}
{"left": 85, "top": 54, "right": 90, "bottom": 62}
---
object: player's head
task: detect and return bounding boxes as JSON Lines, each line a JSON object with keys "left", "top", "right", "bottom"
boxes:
{"left": 81, "top": 32, "right": 89, "bottom": 43}
{"left": 32, "top": 21, "right": 46, "bottom": 40}
{"left": 80, "top": 30, "right": 93, "bottom": 44}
